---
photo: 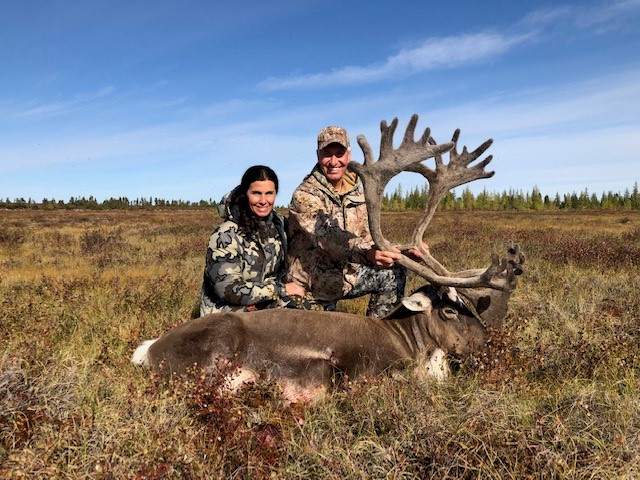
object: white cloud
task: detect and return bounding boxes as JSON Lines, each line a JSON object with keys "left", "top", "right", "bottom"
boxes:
{"left": 520, "top": 6, "right": 572, "bottom": 27}
{"left": 257, "top": 32, "right": 527, "bottom": 91}
{"left": 14, "top": 86, "right": 115, "bottom": 119}
{"left": 576, "top": 0, "right": 640, "bottom": 28}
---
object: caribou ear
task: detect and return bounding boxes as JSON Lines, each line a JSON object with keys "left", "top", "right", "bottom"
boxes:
{"left": 401, "top": 292, "right": 432, "bottom": 312}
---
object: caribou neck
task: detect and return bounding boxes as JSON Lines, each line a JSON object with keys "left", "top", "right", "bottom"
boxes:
{"left": 379, "top": 310, "right": 434, "bottom": 358}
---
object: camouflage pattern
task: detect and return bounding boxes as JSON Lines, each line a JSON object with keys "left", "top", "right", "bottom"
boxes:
{"left": 200, "top": 193, "right": 288, "bottom": 316}
{"left": 323, "top": 263, "right": 407, "bottom": 318}
{"left": 287, "top": 165, "right": 407, "bottom": 318}
{"left": 278, "top": 292, "right": 325, "bottom": 311}
{"left": 317, "top": 125, "right": 350, "bottom": 150}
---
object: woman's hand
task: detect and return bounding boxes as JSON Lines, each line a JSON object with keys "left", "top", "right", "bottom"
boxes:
{"left": 285, "top": 282, "right": 306, "bottom": 297}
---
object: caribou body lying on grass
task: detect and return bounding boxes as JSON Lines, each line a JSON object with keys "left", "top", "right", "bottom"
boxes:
{"left": 132, "top": 114, "right": 525, "bottom": 403}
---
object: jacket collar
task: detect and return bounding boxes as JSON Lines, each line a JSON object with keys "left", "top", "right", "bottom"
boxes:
{"left": 310, "top": 165, "right": 360, "bottom": 202}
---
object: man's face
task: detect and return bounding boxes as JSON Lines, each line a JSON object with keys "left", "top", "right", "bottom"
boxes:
{"left": 317, "top": 143, "right": 350, "bottom": 188}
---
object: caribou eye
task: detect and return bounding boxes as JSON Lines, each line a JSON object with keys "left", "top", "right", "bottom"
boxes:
{"left": 440, "top": 307, "right": 458, "bottom": 321}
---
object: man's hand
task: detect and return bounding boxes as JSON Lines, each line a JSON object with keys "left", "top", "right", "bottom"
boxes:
{"left": 401, "top": 242, "right": 429, "bottom": 261}
{"left": 366, "top": 242, "right": 430, "bottom": 267}
{"left": 366, "top": 247, "right": 402, "bottom": 268}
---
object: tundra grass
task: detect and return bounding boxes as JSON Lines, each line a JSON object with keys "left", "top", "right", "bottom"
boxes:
{"left": 1, "top": 209, "right": 639, "bottom": 478}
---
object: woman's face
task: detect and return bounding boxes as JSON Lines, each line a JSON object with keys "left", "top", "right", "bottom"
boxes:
{"left": 247, "top": 180, "right": 277, "bottom": 218}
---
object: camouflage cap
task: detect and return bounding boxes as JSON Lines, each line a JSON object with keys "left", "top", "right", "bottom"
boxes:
{"left": 317, "top": 126, "right": 350, "bottom": 150}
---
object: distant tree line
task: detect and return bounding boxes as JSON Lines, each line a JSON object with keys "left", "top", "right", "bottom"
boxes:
{"left": 1, "top": 183, "right": 639, "bottom": 211}
{"left": 381, "top": 183, "right": 640, "bottom": 211}
{"left": 0, "top": 196, "right": 218, "bottom": 210}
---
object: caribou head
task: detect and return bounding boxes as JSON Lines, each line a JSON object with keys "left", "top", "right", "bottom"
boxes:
{"left": 131, "top": 115, "right": 525, "bottom": 404}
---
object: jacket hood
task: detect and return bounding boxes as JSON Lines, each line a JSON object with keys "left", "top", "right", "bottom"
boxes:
{"left": 217, "top": 188, "right": 242, "bottom": 222}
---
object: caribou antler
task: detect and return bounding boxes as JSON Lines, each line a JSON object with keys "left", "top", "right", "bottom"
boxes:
{"left": 349, "top": 114, "right": 512, "bottom": 290}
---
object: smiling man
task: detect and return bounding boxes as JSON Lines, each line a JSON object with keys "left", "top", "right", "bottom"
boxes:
{"left": 286, "top": 126, "right": 409, "bottom": 318}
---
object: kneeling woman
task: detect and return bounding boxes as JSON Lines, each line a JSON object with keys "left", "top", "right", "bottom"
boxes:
{"left": 200, "top": 165, "right": 304, "bottom": 316}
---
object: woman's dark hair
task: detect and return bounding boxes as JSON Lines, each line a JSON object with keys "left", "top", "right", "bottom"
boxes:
{"left": 230, "top": 165, "right": 279, "bottom": 240}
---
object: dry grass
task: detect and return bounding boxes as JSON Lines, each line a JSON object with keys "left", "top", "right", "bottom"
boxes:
{"left": 1, "top": 208, "right": 639, "bottom": 479}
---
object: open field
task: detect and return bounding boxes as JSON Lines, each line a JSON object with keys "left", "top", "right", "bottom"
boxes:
{"left": 1, "top": 208, "right": 639, "bottom": 479}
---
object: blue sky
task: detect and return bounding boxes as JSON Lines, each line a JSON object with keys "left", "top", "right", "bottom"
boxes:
{"left": 1, "top": 0, "right": 639, "bottom": 204}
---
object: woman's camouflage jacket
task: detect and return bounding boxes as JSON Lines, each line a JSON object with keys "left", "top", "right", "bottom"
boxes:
{"left": 200, "top": 193, "right": 288, "bottom": 315}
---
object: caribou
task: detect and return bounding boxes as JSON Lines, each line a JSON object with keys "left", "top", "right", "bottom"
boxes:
{"left": 131, "top": 114, "right": 525, "bottom": 403}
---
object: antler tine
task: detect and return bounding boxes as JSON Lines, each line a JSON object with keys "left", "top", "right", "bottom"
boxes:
{"left": 427, "top": 135, "right": 445, "bottom": 169}
{"left": 451, "top": 128, "right": 461, "bottom": 145}
{"left": 419, "top": 122, "right": 432, "bottom": 145}
{"left": 380, "top": 117, "right": 399, "bottom": 159}
{"left": 358, "top": 130, "right": 376, "bottom": 168}
{"left": 401, "top": 114, "right": 420, "bottom": 148}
